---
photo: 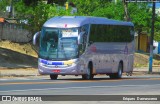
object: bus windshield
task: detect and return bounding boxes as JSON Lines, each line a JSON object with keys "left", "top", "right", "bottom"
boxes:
{"left": 39, "top": 27, "right": 79, "bottom": 60}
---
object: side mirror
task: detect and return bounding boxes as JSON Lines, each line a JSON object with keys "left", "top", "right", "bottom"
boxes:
{"left": 33, "top": 31, "right": 40, "bottom": 45}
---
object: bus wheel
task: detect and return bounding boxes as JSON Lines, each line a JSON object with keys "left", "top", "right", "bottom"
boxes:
{"left": 109, "top": 62, "right": 123, "bottom": 79}
{"left": 82, "top": 64, "right": 93, "bottom": 80}
{"left": 50, "top": 74, "right": 58, "bottom": 80}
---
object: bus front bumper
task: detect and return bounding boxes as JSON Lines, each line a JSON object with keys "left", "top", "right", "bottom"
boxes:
{"left": 38, "top": 64, "right": 86, "bottom": 75}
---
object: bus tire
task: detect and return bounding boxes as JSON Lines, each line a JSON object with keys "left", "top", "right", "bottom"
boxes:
{"left": 109, "top": 62, "right": 123, "bottom": 79}
{"left": 50, "top": 74, "right": 58, "bottom": 80}
{"left": 82, "top": 63, "right": 93, "bottom": 80}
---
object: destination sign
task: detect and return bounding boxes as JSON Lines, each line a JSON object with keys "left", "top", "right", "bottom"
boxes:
{"left": 125, "top": 0, "right": 160, "bottom": 2}
{"left": 61, "top": 29, "right": 78, "bottom": 37}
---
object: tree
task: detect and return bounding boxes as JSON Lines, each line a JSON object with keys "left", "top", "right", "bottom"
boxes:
{"left": 14, "top": 0, "right": 160, "bottom": 41}
{"left": 70, "top": 0, "right": 152, "bottom": 33}
{"left": 47, "top": 0, "right": 53, "bottom": 4}
{"left": 91, "top": 2, "right": 124, "bottom": 20}
{"left": 0, "top": 0, "right": 11, "bottom": 17}
{"left": 23, "top": 0, "right": 39, "bottom": 6}
{"left": 128, "top": 3, "right": 151, "bottom": 32}
{"left": 68, "top": 0, "right": 109, "bottom": 15}
{"left": 47, "top": 0, "right": 67, "bottom": 5}
{"left": 123, "top": 0, "right": 130, "bottom": 21}
{"left": 0, "top": 0, "right": 11, "bottom": 11}
{"left": 154, "top": 15, "right": 160, "bottom": 41}
{"left": 14, "top": 1, "right": 71, "bottom": 34}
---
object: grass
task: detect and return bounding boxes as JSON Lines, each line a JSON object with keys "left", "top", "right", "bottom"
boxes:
{"left": 0, "top": 40, "right": 37, "bottom": 57}
{"left": 0, "top": 40, "right": 160, "bottom": 69}
{"left": 134, "top": 53, "right": 160, "bottom": 67}
{"left": 0, "top": 40, "right": 37, "bottom": 69}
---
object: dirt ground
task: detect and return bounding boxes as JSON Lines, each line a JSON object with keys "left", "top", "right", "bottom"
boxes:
{"left": 1, "top": 40, "right": 160, "bottom": 68}
{"left": 0, "top": 41, "right": 37, "bottom": 69}
{"left": 134, "top": 53, "right": 160, "bottom": 67}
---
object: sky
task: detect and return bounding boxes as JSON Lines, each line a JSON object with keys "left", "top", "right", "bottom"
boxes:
{"left": 156, "top": 3, "right": 160, "bottom": 8}
{"left": 148, "top": 3, "right": 160, "bottom": 8}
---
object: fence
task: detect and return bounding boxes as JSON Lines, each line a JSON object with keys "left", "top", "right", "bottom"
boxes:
{"left": 0, "top": 23, "right": 32, "bottom": 42}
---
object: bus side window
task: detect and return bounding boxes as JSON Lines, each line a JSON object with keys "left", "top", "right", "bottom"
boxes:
{"left": 89, "top": 24, "right": 97, "bottom": 43}
{"left": 130, "top": 27, "right": 135, "bottom": 41}
{"left": 79, "top": 25, "right": 89, "bottom": 55}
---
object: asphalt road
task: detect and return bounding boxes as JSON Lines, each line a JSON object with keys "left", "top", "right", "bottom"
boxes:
{"left": 0, "top": 75, "right": 160, "bottom": 104}
{"left": 0, "top": 75, "right": 160, "bottom": 95}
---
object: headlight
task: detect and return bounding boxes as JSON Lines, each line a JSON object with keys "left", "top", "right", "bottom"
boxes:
{"left": 69, "top": 59, "right": 78, "bottom": 66}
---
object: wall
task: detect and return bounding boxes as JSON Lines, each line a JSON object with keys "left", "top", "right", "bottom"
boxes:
{"left": 153, "top": 41, "right": 159, "bottom": 54}
{"left": 139, "top": 34, "right": 148, "bottom": 52}
{"left": 0, "top": 23, "right": 32, "bottom": 43}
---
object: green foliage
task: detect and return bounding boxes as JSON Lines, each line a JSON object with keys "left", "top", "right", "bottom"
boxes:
{"left": 69, "top": 0, "right": 160, "bottom": 41}
{"left": 91, "top": 2, "right": 124, "bottom": 20}
{"left": 68, "top": 0, "right": 110, "bottom": 15}
{"left": 50, "top": 0, "right": 67, "bottom": 6}
{"left": 11, "top": 0, "right": 160, "bottom": 41}
{"left": 128, "top": 3, "right": 151, "bottom": 31}
{"left": 0, "top": 0, "right": 11, "bottom": 16}
{"left": 0, "top": 0, "right": 11, "bottom": 10}
{"left": 14, "top": 1, "right": 33, "bottom": 19}
{"left": 23, "top": 0, "right": 39, "bottom": 6}
{"left": 70, "top": 0, "right": 152, "bottom": 30}
{"left": 154, "top": 16, "right": 160, "bottom": 41}
{"left": 14, "top": 1, "right": 71, "bottom": 34}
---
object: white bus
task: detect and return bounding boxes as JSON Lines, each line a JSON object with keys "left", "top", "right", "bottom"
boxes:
{"left": 33, "top": 16, "right": 135, "bottom": 80}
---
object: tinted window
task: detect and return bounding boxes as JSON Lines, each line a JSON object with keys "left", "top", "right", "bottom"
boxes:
{"left": 89, "top": 24, "right": 134, "bottom": 42}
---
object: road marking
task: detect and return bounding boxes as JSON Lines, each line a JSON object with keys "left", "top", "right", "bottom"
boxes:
{"left": 122, "top": 77, "right": 160, "bottom": 80}
{"left": 0, "top": 84, "right": 160, "bottom": 93}
{"left": 0, "top": 77, "right": 160, "bottom": 86}
{"left": 0, "top": 79, "right": 120, "bottom": 86}
{"left": 0, "top": 81, "right": 69, "bottom": 86}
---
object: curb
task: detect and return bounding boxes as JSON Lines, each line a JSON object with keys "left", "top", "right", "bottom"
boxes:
{"left": 0, "top": 67, "right": 160, "bottom": 78}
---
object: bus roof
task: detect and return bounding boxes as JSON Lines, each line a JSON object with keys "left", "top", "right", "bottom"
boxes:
{"left": 43, "top": 16, "right": 134, "bottom": 28}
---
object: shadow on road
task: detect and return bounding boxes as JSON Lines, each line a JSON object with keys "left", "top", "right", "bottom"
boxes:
{"left": 43, "top": 76, "right": 160, "bottom": 81}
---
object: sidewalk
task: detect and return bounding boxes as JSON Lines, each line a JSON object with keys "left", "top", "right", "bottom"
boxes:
{"left": 0, "top": 67, "right": 160, "bottom": 78}
{"left": 134, "top": 67, "right": 160, "bottom": 74}
{"left": 0, "top": 68, "right": 39, "bottom": 78}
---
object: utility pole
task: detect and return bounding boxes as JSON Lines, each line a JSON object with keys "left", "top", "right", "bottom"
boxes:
{"left": 9, "top": 0, "right": 13, "bottom": 18}
{"left": 65, "top": 2, "right": 69, "bottom": 10}
{"left": 149, "top": 2, "right": 156, "bottom": 73}
{"left": 123, "top": 0, "right": 130, "bottom": 21}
